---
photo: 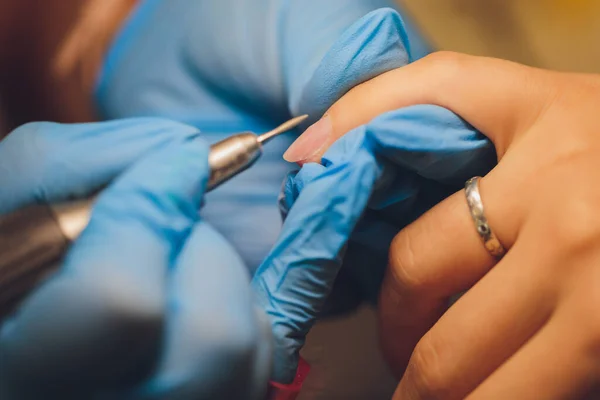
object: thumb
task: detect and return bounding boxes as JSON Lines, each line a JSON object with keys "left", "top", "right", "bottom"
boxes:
{"left": 0, "top": 136, "right": 210, "bottom": 390}
{"left": 284, "top": 52, "right": 559, "bottom": 164}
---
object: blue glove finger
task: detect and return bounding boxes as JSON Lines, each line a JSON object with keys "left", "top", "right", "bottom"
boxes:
{"left": 252, "top": 149, "right": 382, "bottom": 383}
{"left": 362, "top": 106, "right": 495, "bottom": 185}
{"left": 285, "top": 6, "right": 412, "bottom": 119}
{"left": 302, "top": 105, "right": 496, "bottom": 300}
{"left": 285, "top": 106, "right": 495, "bottom": 228}
{"left": 0, "top": 118, "right": 200, "bottom": 214}
{"left": 279, "top": 104, "right": 495, "bottom": 253}
{"left": 125, "top": 222, "right": 270, "bottom": 400}
{"left": 0, "top": 136, "right": 210, "bottom": 396}
{"left": 346, "top": 106, "right": 496, "bottom": 300}
{"left": 257, "top": 105, "right": 496, "bottom": 382}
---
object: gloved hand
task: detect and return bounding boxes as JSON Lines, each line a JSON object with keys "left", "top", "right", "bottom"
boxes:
{"left": 0, "top": 119, "right": 270, "bottom": 399}
{"left": 95, "top": 0, "right": 435, "bottom": 384}
{"left": 95, "top": 0, "right": 432, "bottom": 274}
{"left": 253, "top": 105, "right": 497, "bottom": 382}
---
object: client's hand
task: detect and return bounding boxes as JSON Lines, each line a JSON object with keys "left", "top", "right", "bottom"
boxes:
{"left": 288, "top": 52, "right": 600, "bottom": 400}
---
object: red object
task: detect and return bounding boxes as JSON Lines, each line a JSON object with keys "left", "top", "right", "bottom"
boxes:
{"left": 267, "top": 357, "right": 311, "bottom": 400}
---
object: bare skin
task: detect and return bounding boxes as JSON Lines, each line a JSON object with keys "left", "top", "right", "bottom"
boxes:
{"left": 288, "top": 52, "right": 600, "bottom": 399}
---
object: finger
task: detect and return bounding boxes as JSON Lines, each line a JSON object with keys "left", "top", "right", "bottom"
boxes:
{"left": 379, "top": 172, "right": 512, "bottom": 376}
{"left": 379, "top": 190, "right": 491, "bottom": 377}
{"left": 392, "top": 239, "right": 557, "bottom": 399}
{"left": 0, "top": 136, "right": 210, "bottom": 393}
{"left": 130, "top": 222, "right": 271, "bottom": 400}
{"left": 0, "top": 118, "right": 200, "bottom": 213}
{"left": 338, "top": 104, "right": 495, "bottom": 305}
{"left": 372, "top": 101, "right": 525, "bottom": 377}
{"left": 284, "top": 5, "right": 412, "bottom": 118}
{"left": 252, "top": 128, "right": 381, "bottom": 383}
{"left": 466, "top": 306, "right": 599, "bottom": 400}
{"left": 285, "top": 52, "right": 560, "bottom": 164}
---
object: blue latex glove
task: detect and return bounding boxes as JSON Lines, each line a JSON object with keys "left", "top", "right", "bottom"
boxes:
{"left": 0, "top": 120, "right": 271, "bottom": 399}
{"left": 95, "top": 0, "right": 432, "bottom": 275}
{"left": 252, "top": 105, "right": 497, "bottom": 382}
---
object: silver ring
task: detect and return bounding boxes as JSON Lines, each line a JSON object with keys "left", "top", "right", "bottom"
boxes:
{"left": 465, "top": 177, "right": 506, "bottom": 259}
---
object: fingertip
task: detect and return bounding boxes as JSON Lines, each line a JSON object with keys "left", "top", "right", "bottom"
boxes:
{"left": 283, "top": 116, "right": 333, "bottom": 164}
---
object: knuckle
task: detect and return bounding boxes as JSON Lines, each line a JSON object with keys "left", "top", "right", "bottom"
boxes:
{"left": 566, "top": 74, "right": 600, "bottom": 99}
{"left": 389, "top": 231, "right": 428, "bottom": 294}
{"left": 422, "top": 51, "right": 465, "bottom": 67}
{"left": 405, "top": 336, "right": 449, "bottom": 399}
{"left": 420, "top": 51, "right": 468, "bottom": 78}
{"left": 545, "top": 197, "right": 600, "bottom": 257}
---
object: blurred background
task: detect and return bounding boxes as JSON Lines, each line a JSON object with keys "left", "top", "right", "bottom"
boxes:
{"left": 1, "top": 0, "right": 599, "bottom": 131}
{"left": 400, "top": 0, "right": 600, "bottom": 73}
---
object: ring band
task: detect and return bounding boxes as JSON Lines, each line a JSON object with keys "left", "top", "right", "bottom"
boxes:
{"left": 465, "top": 177, "right": 506, "bottom": 259}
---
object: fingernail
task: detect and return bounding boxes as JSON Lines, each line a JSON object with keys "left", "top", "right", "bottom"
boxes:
{"left": 283, "top": 115, "right": 332, "bottom": 163}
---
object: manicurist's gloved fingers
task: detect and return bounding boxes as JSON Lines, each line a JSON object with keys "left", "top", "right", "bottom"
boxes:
{"left": 131, "top": 222, "right": 271, "bottom": 400}
{"left": 284, "top": 52, "right": 555, "bottom": 165}
{"left": 0, "top": 136, "right": 210, "bottom": 395}
{"left": 252, "top": 140, "right": 381, "bottom": 383}
{"left": 283, "top": 5, "right": 413, "bottom": 119}
{"left": 0, "top": 118, "right": 200, "bottom": 214}
{"left": 255, "top": 103, "right": 495, "bottom": 383}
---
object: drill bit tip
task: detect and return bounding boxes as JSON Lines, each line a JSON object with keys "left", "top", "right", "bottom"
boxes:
{"left": 257, "top": 114, "right": 309, "bottom": 144}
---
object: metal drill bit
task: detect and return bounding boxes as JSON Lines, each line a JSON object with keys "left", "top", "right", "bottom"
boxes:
{"left": 208, "top": 114, "right": 309, "bottom": 190}
{"left": 257, "top": 114, "right": 309, "bottom": 144}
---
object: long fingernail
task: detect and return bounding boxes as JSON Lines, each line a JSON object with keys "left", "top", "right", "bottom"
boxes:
{"left": 283, "top": 115, "right": 332, "bottom": 163}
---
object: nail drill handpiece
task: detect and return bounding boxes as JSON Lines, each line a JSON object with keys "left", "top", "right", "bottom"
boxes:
{"left": 0, "top": 115, "right": 308, "bottom": 318}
